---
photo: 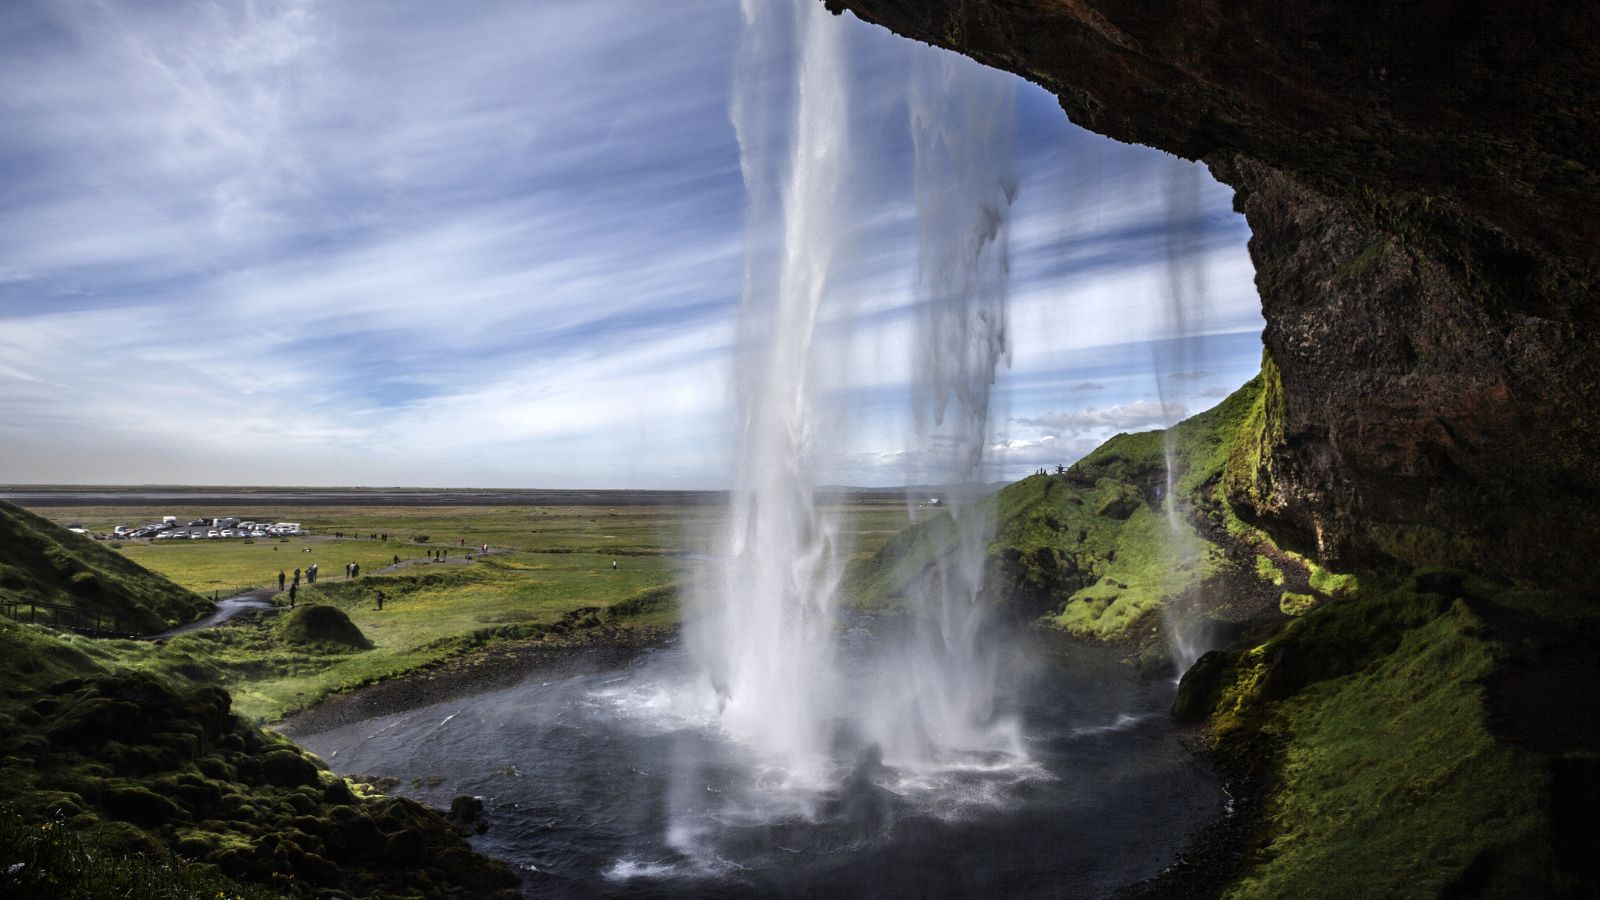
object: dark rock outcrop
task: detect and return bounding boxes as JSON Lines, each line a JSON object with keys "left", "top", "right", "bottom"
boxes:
{"left": 823, "top": 0, "right": 1599, "bottom": 587}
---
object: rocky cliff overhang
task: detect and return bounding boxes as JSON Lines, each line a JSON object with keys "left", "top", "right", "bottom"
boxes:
{"left": 827, "top": 0, "right": 1599, "bottom": 587}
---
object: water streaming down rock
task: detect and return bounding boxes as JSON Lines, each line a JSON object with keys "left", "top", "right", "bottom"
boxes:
{"left": 1154, "top": 158, "right": 1213, "bottom": 676}
{"left": 686, "top": 0, "right": 851, "bottom": 784}
{"left": 862, "top": 52, "right": 1024, "bottom": 767}
{"left": 690, "top": 1, "right": 1032, "bottom": 787}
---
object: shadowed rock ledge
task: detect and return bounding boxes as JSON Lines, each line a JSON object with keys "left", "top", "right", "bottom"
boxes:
{"left": 824, "top": 0, "right": 1600, "bottom": 588}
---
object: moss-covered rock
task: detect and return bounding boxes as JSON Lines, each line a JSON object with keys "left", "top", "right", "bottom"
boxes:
{"left": 259, "top": 749, "right": 321, "bottom": 789}
{"left": 1180, "top": 576, "right": 1593, "bottom": 896}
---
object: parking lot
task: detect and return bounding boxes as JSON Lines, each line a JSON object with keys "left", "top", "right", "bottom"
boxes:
{"left": 105, "top": 517, "right": 304, "bottom": 542}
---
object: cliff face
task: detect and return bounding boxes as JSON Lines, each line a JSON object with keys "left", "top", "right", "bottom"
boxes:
{"left": 825, "top": 0, "right": 1599, "bottom": 586}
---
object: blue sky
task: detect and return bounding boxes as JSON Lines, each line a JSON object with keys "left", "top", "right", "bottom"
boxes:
{"left": 0, "top": 0, "right": 1263, "bottom": 488}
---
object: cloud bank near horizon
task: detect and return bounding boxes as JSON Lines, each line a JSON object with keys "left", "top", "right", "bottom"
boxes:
{"left": 0, "top": 0, "right": 1262, "bottom": 489}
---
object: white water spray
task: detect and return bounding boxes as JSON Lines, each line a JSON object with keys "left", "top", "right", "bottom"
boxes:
{"left": 689, "top": 0, "right": 1026, "bottom": 800}
{"left": 1154, "top": 158, "right": 1213, "bottom": 675}
{"left": 863, "top": 52, "right": 1023, "bottom": 767}
{"left": 688, "top": 0, "right": 851, "bottom": 782}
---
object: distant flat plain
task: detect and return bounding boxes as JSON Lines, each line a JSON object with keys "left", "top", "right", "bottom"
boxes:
{"left": 8, "top": 488, "right": 916, "bottom": 722}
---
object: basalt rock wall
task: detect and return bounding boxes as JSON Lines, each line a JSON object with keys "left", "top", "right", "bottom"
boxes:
{"left": 826, "top": 0, "right": 1600, "bottom": 586}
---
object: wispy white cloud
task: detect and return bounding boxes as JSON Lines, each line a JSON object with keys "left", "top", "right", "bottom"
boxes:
{"left": 1017, "top": 399, "right": 1182, "bottom": 438}
{"left": 0, "top": 0, "right": 1263, "bottom": 488}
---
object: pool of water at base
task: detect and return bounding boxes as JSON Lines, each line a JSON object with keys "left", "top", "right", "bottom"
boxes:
{"left": 294, "top": 631, "right": 1224, "bottom": 899}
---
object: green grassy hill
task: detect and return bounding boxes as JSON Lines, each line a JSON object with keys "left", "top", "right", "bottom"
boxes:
{"left": 0, "top": 509, "right": 520, "bottom": 898}
{"left": 0, "top": 500, "right": 209, "bottom": 631}
{"left": 851, "top": 361, "right": 1320, "bottom": 650}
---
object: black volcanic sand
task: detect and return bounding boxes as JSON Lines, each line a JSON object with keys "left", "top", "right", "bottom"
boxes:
{"left": 291, "top": 629, "right": 1226, "bottom": 899}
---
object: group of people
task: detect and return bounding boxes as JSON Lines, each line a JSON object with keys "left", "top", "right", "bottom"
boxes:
{"left": 332, "top": 531, "right": 390, "bottom": 541}
{"left": 268, "top": 538, "right": 509, "bottom": 614}
{"left": 273, "top": 560, "right": 365, "bottom": 608}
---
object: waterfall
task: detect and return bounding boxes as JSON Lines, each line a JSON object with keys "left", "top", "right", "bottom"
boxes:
{"left": 862, "top": 51, "right": 1023, "bottom": 767}
{"left": 688, "top": 0, "right": 1025, "bottom": 794}
{"left": 686, "top": 0, "right": 851, "bottom": 783}
{"left": 1154, "top": 158, "right": 1212, "bottom": 676}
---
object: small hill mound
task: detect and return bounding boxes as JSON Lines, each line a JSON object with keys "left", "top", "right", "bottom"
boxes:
{"left": 276, "top": 604, "right": 371, "bottom": 649}
{"left": 0, "top": 500, "right": 209, "bottom": 631}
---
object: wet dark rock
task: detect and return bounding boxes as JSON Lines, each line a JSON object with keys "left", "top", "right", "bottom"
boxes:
{"left": 448, "top": 794, "right": 485, "bottom": 822}
{"left": 1171, "top": 651, "right": 1232, "bottom": 724}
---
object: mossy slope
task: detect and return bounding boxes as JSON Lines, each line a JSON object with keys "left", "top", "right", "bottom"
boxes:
{"left": 0, "top": 511, "right": 520, "bottom": 898}
{"left": 1175, "top": 571, "right": 1598, "bottom": 898}
{"left": 851, "top": 362, "right": 1323, "bottom": 648}
{"left": 0, "top": 499, "right": 209, "bottom": 630}
{"left": 0, "top": 637, "right": 519, "bottom": 898}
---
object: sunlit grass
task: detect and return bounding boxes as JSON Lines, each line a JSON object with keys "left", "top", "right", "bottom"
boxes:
{"left": 1223, "top": 589, "right": 1553, "bottom": 898}
{"left": 21, "top": 501, "right": 912, "bottom": 721}
{"left": 38, "top": 502, "right": 913, "bottom": 559}
{"left": 117, "top": 537, "right": 431, "bottom": 594}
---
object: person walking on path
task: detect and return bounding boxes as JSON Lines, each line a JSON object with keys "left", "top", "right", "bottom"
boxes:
{"left": 352, "top": 562, "right": 360, "bottom": 578}
{"left": 376, "top": 591, "right": 385, "bottom": 611}
{"left": 288, "top": 583, "right": 297, "bottom": 608}
{"left": 293, "top": 568, "right": 301, "bottom": 587}
{"left": 612, "top": 559, "right": 618, "bottom": 572}
{"left": 278, "top": 570, "right": 285, "bottom": 590}
{"left": 309, "top": 563, "right": 317, "bottom": 584}
{"left": 393, "top": 554, "right": 400, "bottom": 565}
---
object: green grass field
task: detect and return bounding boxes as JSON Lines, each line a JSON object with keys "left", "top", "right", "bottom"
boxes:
{"left": 40, "top": 502, "right": 912, "bottom": 559}
{"left": 24, "top": 500, "right": 913, "bottom": 721}
{"left": 116, "top": 537, "right": 430, "bottom": 594}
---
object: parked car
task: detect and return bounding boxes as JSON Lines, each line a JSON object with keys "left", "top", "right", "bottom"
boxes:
{"left": 189, "top": 532, "right": 205, "bottom": 540}
{"left": 219, "top": 530, "right": 235, "bottom": 538}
